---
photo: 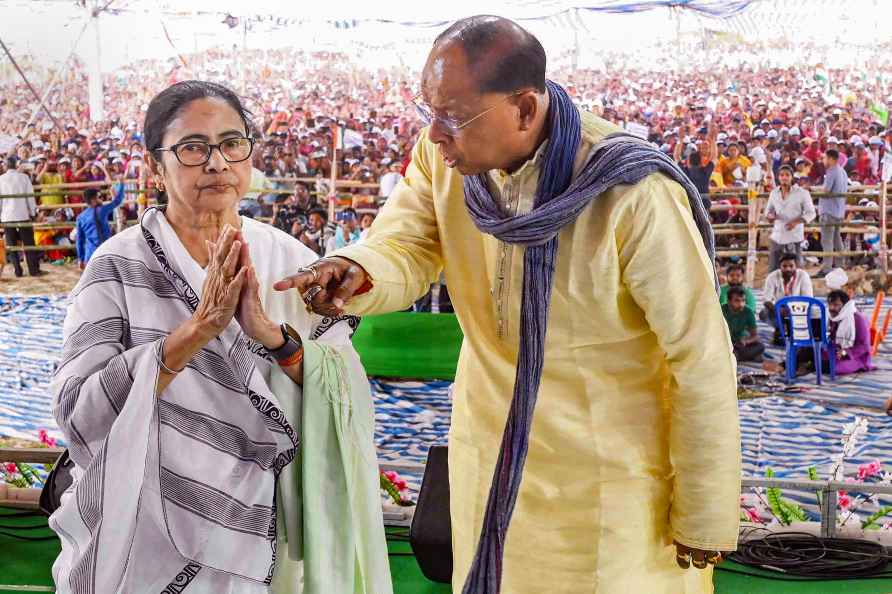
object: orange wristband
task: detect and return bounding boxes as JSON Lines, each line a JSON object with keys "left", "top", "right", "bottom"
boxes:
{"left": 278, "top": 346, "right": 304, "bottom": 368}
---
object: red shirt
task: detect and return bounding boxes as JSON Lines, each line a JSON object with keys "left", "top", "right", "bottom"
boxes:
{"left": 853, "top": 154, "right": 873, "bottom": 182}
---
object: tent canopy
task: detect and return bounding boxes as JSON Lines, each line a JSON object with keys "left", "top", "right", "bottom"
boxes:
{"left": 1, "top": 0, "right": 889, "bottom": 76}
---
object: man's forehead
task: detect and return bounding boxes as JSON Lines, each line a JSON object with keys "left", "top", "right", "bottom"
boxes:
{"left": 421, "top": 45, "right": 480, "bottom": 109}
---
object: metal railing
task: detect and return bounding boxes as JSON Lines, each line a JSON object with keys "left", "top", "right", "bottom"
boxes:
{"left": 741, "top": 476, "right": 892, "bottom": 538}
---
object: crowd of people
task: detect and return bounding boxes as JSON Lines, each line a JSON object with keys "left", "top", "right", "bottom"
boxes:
{"left": 1, "top": 42, "right": 891, "bottom": 343}
{"left": 0, "top": 49, "right": 428, "bottom": 272}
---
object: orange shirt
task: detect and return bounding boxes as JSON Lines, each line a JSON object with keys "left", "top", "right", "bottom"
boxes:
{"left": 717, "top": 155, "right": 752, "bottom": 185}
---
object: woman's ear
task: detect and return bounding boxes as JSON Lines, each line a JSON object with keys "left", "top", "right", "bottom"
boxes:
{"left": 146, "top": 151, "right": 164, "bottom": 179}
{"left": 146, "top": 151, "right": 163, "bottom": 176}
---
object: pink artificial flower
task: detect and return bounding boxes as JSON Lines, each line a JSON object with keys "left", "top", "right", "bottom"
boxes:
{"left": 3, "top": 462, "right": 16, "bottom": 474}
{"left": 838, "top": 491, "right": 851, "bottom": 509}
{"left": 38, "top": 429, "right": 48, "bottom": 442}
{"left": 745, "top": 508, "right": 762, "bottom": 523}
{"left": 395, "top": 479, "right": 408, "bottom": 492}
{"left": 383, "top": 471, "right": 398, "bottom": 482}
{"left": 858, "top": 460, "right": 882, "bottom": 481}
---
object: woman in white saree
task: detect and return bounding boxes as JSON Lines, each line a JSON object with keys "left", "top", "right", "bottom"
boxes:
{"left": 49, "top": 80, "right": 392, "bottom": 594}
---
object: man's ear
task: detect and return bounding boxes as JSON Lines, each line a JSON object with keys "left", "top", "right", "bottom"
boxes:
{"left": 516, "top": 91, "right": 541, "bottom": 132}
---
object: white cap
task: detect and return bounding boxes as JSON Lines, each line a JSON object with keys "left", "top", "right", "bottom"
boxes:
{"left": 869, "top": 136, "right": 883, "bottom": 145}
{"left": 767, "top": 130, "right": 778, "bottom": 139}
{"left": 753, "top": 129, "right": 766, "bottom": 138}
{"left": 824, "top": 268, "right": 848, "bottom": 291}
{"left": 828, "top": 136, "right": 839, "bottom": 144}
{"left": 790, "top": 127, "right": 801, "bottom": 136}
{"left": 850, "top": 135, "right": 862, "bottom": 144}
{"left": 717, "top": 133, "right": 728, "bottom": 142}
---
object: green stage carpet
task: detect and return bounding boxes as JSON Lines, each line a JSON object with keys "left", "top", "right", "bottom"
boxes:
{"left": 352, "top": 313, "right": 464, "bottom": 380}
{"left": 5, "top": 509, "right": 892, "bottom": 594}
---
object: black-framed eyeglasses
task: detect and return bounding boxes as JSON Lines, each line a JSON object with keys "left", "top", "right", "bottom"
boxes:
{"left": 154, "top": 136, "right": 255, "bottom": 167}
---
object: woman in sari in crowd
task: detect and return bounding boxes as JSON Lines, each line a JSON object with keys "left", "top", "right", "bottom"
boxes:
{"left": 49, "top": 80, "right": 391, "bottom": 594}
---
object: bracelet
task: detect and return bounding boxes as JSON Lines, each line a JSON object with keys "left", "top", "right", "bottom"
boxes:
{"left": 157, "top": 338, "right": 186, "bottom": 375}
{"left": 278, "top": 346, "right": 304, "bottom": 368}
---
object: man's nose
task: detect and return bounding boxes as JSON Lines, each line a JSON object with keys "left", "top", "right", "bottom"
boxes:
{"left": 427, "top": 119, "right": 454, "bottom": 146}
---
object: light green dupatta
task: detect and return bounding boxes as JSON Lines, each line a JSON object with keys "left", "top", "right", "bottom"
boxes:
{"left": 270, "top": 339, "right": 393, "bottom": 594}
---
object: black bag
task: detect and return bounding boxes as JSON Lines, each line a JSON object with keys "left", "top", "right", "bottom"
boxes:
{"left": 39, "top": 449, "right": 75, "bottom": 516}
{"left": 409, "top": 445, "right": 453, "bottom": 583}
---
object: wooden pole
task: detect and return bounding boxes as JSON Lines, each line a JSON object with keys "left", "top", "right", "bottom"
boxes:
{"left": 329, "top": 127, "right": 339, "bottom": 222}
{"left": 880, "top": 181, "right": 888, "bottom": 274}
{"left": 745, "top": 183, "right": 762, "bottom": 288}
{"left": 87, "top": 1, "right": 105, "bottom": 122}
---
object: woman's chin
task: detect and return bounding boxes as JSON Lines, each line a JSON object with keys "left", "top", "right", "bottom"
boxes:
{"left": 194, "top": 190, "right": 240, "bottom": 210}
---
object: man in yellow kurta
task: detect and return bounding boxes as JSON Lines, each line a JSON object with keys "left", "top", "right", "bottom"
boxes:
{"left": 276, "top": 16, "right": 740, "bottom": 594}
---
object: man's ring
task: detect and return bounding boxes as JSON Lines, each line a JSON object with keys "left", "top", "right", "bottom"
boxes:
{"left": 302, "top": 284, "right": 323, "bottom": 305}
{"left": 298, "top": 266, "right": 319, "bottom": 283}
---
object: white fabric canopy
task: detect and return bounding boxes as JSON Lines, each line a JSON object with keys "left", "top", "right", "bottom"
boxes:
{"left": 1, "top": 0, "right": 890, "bottom": 75}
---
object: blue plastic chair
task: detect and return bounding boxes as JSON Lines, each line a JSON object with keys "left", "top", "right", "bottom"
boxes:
{"left": 775, "top": 296, "right": 836, "bottom": 385}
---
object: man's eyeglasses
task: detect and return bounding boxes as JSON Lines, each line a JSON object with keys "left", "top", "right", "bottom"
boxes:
{"left": 411, "top": 92, "right": 521, "bottom": 136}
{"left": 154, "top": 136, "right": 255, "bottom": 167}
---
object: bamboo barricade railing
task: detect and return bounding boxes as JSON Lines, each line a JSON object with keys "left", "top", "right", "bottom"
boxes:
{"left": 0, "top": 176, "right": 384, "bottom": 253}
{"left": 708, "top": 183, "right": 890, "bottom": 276}
{"left": 0, "top": 180, "right": 887, "bottom": 269}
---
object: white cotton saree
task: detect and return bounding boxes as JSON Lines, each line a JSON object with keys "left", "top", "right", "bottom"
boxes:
{"left": 49, "top": 207, "right": 392, "bottom": 594}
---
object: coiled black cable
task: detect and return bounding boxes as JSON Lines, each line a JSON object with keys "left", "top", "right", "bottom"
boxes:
{"left": 726, "top": 532, "right": 892, "bottom": 581}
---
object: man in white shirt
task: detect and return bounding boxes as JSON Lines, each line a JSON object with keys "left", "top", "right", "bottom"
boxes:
{"left": 764, "top": 165, "right": 817, "bottom": 271}
{"left": 748, "top": 129, "right": 774, "bottom": 187}
{"left": 760, "top": 253, "right": 817, "bottom": 345}
{"left": 0, "top": 156, "right": 41, "bottom": 277}
{"left": 378, "top": 162, "right": 404, "bottom": 200}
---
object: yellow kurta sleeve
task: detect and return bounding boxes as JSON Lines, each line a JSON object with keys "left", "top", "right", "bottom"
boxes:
{"left": 617, "top": 172, "right": 741, "bottom": 552}
{"left": 333, "top": 128, "right": 443, "bottom": 315}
